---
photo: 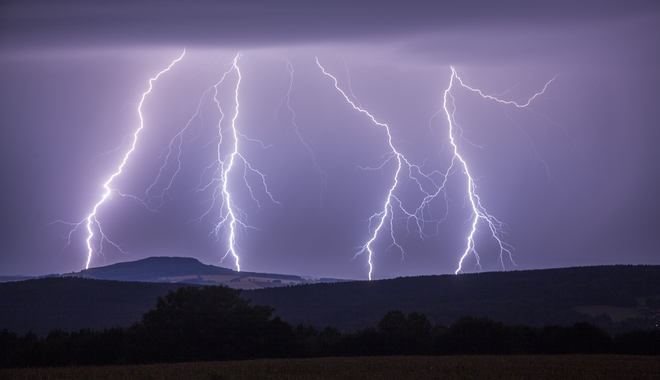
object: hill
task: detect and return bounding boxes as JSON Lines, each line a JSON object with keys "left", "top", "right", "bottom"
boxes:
{"left": 67, "top": 256, "right": 345, "bottom": 289}
{"left": 243, "top": 265, "right": 660, "bottom": 333}
{"left": 1, "top": 264, "right": 658, "bottom": 336}
{"left": 0, "top": 277, "right": 188, "bottom": 335}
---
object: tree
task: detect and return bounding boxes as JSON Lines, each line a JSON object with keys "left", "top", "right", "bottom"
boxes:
{"left": 136, "top": 285, "right": 274, "bottom": 362}
{"left": 0, "top": 329, "right": 18, "bottom": 368}
{"left": 376, "top": 310, "right": 432, "bottom": 355}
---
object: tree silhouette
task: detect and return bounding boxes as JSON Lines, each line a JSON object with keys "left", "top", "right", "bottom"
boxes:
{"left": 137, "top": 285, "right": 274, "bottom": 362}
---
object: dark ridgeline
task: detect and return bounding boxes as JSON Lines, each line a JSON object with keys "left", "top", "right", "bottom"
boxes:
{"left": 1, "top": 264, "right": 659, "bottom": 337}
{"left": 0, "top": 277, "right": 191, "bottom": 336}
{"left": 244, "top": 265, "right": 660, "bottom": 333}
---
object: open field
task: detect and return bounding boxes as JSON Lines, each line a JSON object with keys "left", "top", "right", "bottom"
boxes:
{"left": 1, "top": 355, "right": 658, "bottom": 380}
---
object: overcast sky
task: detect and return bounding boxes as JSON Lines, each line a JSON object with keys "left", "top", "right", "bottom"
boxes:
{"left": 1, "top": 0, "right": 659, "bottom": 279}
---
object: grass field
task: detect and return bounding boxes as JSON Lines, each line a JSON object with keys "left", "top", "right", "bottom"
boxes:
{"left": 1, "top": 355, "right": 658, "bottom": 380}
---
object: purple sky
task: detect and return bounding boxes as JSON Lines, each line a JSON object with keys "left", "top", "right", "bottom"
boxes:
{"left": 1, "top": 0, "right": 659, "bottom": 279}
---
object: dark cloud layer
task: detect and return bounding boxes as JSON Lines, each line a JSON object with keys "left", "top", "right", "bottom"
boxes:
{"left": 2, "top": 0, "right": 658, "bottom": 50}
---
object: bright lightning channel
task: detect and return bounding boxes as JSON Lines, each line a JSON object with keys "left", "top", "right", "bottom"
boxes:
{"left": 61, "top": 50, "right": 186, "bottom": 269}
{"left": 194, "top": 53, "right": 280, "bottom": 271}
{"left": 443, "top": 67, "right": 556, "bottom": 274}
{"left": 317, "top": 57, "right": 435, "bottom": 281}
{"left": 317, "top": 59, "right": 556, "bottom": 279}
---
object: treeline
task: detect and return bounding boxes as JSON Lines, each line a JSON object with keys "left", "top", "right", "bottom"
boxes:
{"left": 1, "top": 286, "right": 658, "bottom": 368}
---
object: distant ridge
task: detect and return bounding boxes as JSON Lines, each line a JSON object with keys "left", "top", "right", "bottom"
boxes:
{"left": 73, "top": 257, "right": 235, "bottom": 282}
{"left": 243, "top": 265, "right": 660, "bottom": 333}
{"left": 0, "top": 275, "right": 34, "bottom": 283}
{"left": 68, "top": 256, "right": 346, "bottom": 289}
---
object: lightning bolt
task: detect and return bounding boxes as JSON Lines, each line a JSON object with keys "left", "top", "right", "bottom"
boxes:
{"left": 57, "top": 50, "right": 186, "bottom": 269}
{"left": 318, "top": 59, "right": 556, "bottom": 279}
{"left": 442, "top": 66, "right": 557, "bottom": 274}
{"left": 317, "top": 57, "right": 436, "bottom": 280}
{"left": 193, "top": 53, "right": 280, "bottom": 271}
{"left": 56, "top": 50, "right": 556, "bottom": 277}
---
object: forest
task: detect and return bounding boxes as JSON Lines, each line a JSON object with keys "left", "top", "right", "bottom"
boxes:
{"left": 1, "top": 285, "right": 658, "bottom": 368}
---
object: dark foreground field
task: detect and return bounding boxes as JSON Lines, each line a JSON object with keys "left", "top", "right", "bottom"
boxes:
{"left": 1, "top": 355, "right": 658, "bottom": 380}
